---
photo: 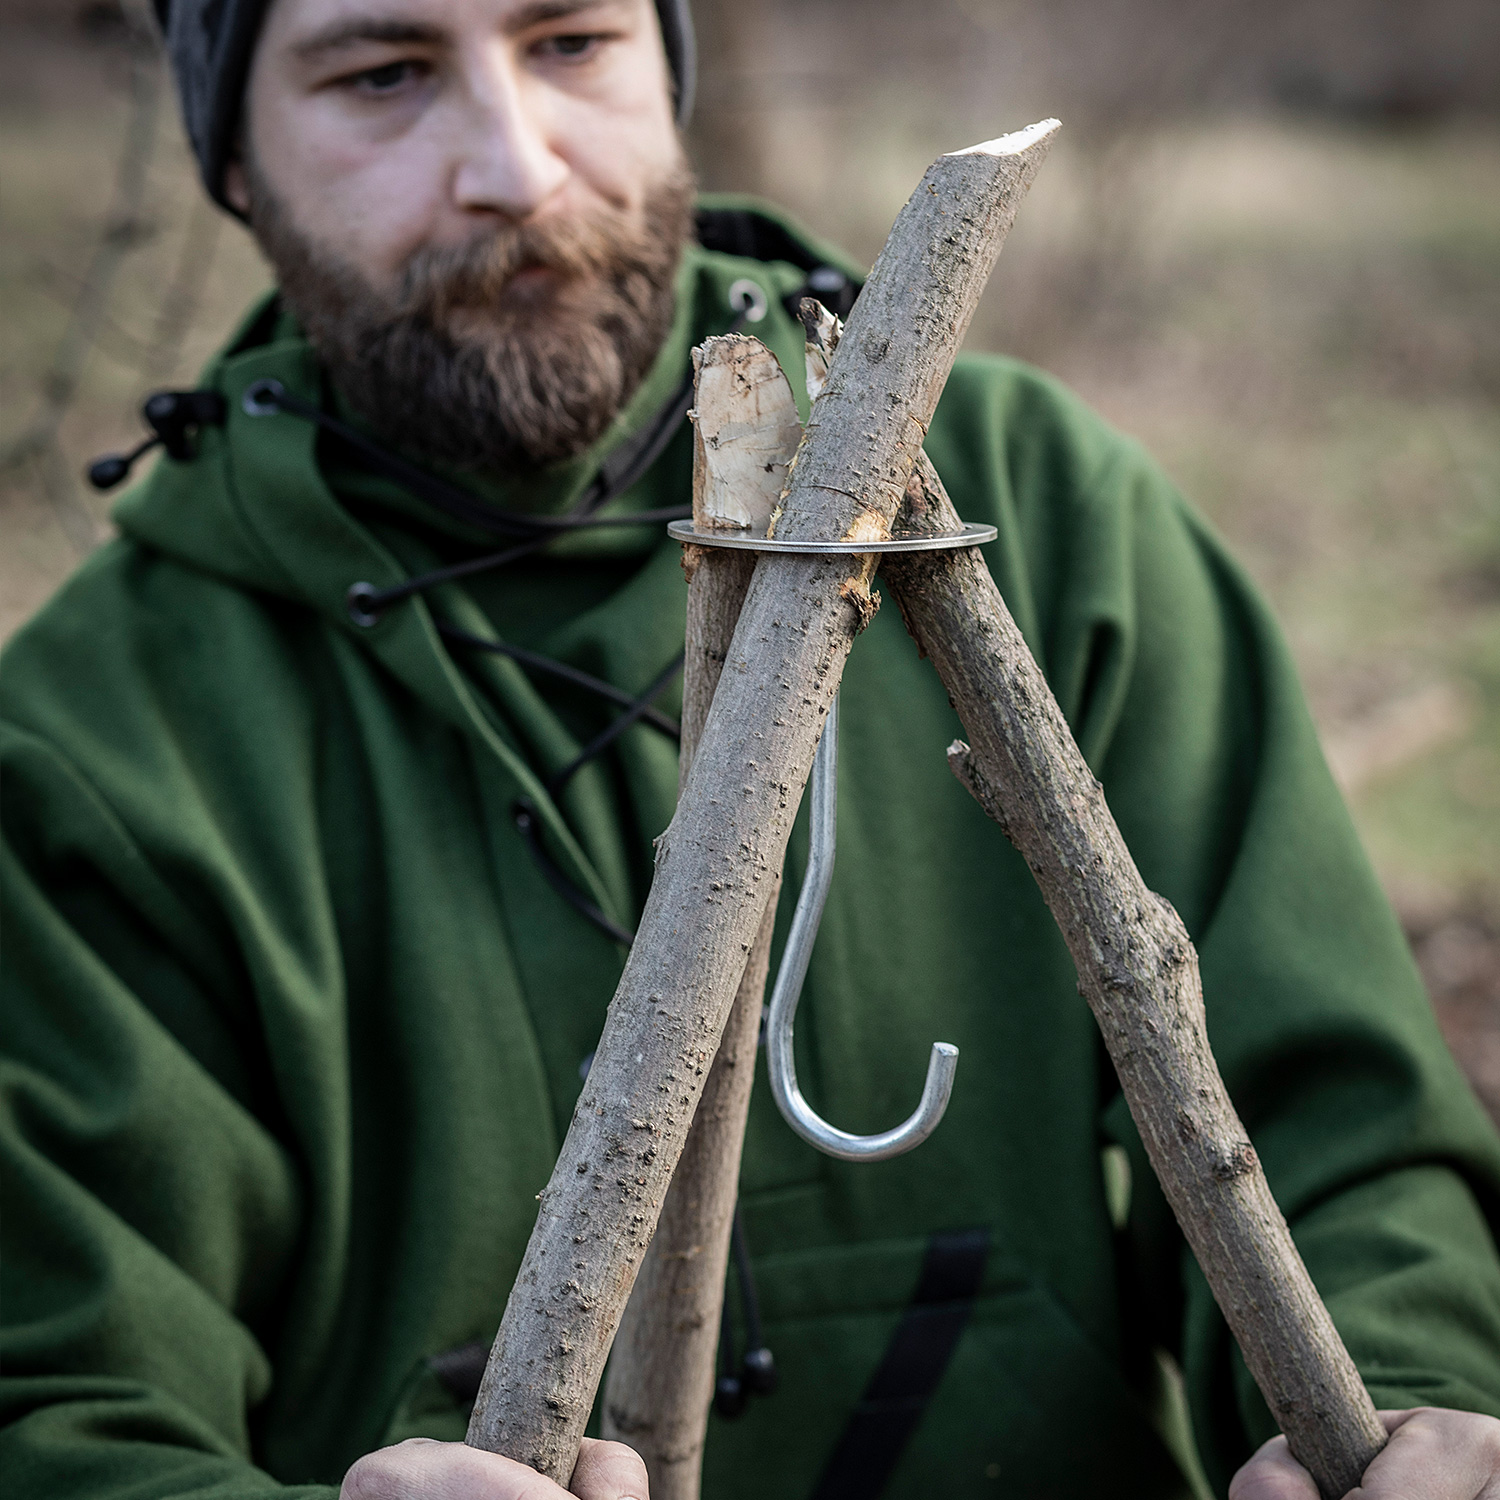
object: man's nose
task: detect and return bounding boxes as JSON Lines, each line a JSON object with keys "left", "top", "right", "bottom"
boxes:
{"left": 451, "top": 47, "right": 569, "bottom": 219}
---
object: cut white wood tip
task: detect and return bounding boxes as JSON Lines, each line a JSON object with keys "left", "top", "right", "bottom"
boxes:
{"left": 947, "top": 118, "right": 1061, "bottom": 157}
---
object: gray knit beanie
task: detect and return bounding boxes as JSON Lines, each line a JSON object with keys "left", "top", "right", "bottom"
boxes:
{"left": 154, "top": 0, "right": 697, "bottom": 213}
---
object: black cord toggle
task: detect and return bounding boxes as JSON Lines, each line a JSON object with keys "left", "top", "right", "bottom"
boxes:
{"left": 86, "top": 436, "right": 158, "bottom": 491}
{"left": 715, "top": 1207, "right": 777, "bottom": 1418}
{"left": 87, "top": 389, "right": 228, "bottom": 490}
{"left": 742, "top": 1344, "right": 779, "bottom": 1395}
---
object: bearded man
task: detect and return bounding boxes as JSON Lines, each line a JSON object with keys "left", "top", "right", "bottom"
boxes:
{"left": 4, "top": 2, "right": 1500, "bottom": 1497}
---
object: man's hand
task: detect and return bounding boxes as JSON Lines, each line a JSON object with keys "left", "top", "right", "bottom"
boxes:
{"left": 1230, "top": 1408, "right": 1500, "bottom": 1499}
{"left": 340, "top": 1437, "right": 648, "bottom": 1500}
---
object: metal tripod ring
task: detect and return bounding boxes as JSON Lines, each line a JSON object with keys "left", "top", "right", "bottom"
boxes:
{"left": 764, "top": 693, "right": 959, "bottom": 1161}
{"left": 667, "top": 518, "right": 996, "bottom": 555}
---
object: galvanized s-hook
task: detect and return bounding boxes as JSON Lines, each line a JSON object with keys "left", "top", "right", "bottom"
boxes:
{"left": 765, "top": 693, "right": 959, "bottom": 1161}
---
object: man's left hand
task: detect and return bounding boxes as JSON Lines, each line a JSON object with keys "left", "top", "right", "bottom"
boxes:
{"left": 1230, "top": 1408, "right": 1500, "bottom": 1499}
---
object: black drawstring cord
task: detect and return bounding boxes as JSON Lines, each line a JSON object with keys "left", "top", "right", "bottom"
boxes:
{"left": 243, "top": 377, "right": 696, "bottom": 543}
{"left": 715, "top": 1205, "right": 779, "bottom": 1418}
{"left": 242, "top": 294, "right": 751, "bottom": 568}
{"left": 512, "top": 798, "right": 637, "bottom": 947}
{"left": 230, "top": 288, "right": 775, "bottom": 946}
{"left": 339, "top": 384, "right": 703, "bottom": 618}
{"left": 507, "top": 646, "right": 685, "bottom": 947}
{"left": 294, "top": 310, "right": 760, "bottom": 942}
{"left": 243, "top": 365, "right": 705, "bottom": 949}
{"left": 437, "top": 625, "right": 682, "bottom": 741}
{"left": 268, "top": 350, "right": 715, "bottom": 627}
{"left": 348, "top": 541, "right": 546, "bottom": 626}
{"left": 716, "top": 1295, "right": 745, "bottom": 1418}
{"left": 543, "top": 650, "right": 685, "bottom": 798}
{"left": 574, "top": 366, "right": 698, "bottom": 518}
{"left": 732, "top": 1207, "right": 777, "bottom": 1396}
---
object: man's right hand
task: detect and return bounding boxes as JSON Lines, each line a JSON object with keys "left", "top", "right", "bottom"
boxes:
{"left": 340, "top": 1436, "right": 649, "bottom": 1500}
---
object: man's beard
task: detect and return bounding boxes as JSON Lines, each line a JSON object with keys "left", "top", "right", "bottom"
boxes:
{"left": 245, "top": 157, "right": 696, "bottom": 470}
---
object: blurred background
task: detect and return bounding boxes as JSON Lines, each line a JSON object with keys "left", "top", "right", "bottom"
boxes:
{"left": 2, "top": 0, "right": 1497, "bottom": 1113}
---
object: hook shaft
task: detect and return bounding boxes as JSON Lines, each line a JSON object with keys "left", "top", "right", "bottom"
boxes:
{"left": 765, "top": 693, "right": 959, "bottom": 1161}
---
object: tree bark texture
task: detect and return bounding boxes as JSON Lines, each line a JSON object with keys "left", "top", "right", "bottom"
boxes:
{"left": 879, "top": 453, "right": 1388, "bottom": 1498}
{"left": 600, "top": 340, "right": 798, "bottom": 1499}
{"left": 464, "top": 122, "right": 1059, "bottom": 1485}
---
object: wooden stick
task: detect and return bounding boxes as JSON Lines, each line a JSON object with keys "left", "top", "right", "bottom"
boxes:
{"left": 601, "top": 339, "right": 801, "bottom": 1498}
{"left": 463, "top": 120, "right": 1059, "bottom": 1487}
{"left": 841, "top": 321, "right": 1388, "bottom": 1495}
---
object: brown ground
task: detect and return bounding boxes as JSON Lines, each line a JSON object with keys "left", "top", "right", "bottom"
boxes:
{"left": 1410, "top": 905, "right": 1500, "bottom": 1122}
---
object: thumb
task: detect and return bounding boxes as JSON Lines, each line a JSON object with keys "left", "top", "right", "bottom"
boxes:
{"left": 570, "top": 1438, "right": 650, "bottom": 1500}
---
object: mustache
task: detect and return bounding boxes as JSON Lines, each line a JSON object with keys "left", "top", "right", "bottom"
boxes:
{"left": 395, "top": 205, "right": 657, "bottom": 324}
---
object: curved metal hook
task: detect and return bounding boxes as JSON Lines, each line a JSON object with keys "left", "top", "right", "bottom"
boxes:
{"left": 765, "top": 693, "right": 959, "bottom": 1161}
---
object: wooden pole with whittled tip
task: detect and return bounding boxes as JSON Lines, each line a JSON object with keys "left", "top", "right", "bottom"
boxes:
{"left": 463, "top": 120, "right": 1062, "bottom": 1489}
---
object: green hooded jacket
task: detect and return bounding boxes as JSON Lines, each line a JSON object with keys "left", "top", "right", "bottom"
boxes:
{"left": 4, "top": 202, "right": 1500, "bottom": 1500}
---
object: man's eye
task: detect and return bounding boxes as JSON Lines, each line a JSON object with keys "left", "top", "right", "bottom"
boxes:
{"left": 353, "top": 60, "right": 422, "bottom": 92}
{"left": 539, "top": 33, "right": 601, "bottom": 60}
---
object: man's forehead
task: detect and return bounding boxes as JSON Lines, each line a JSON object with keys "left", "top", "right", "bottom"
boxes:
{"left": 158, "top": 0, "right": 688, "bottom": 208}
{"left": 269, "top": 0, "right": 637, "bottom": 53}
